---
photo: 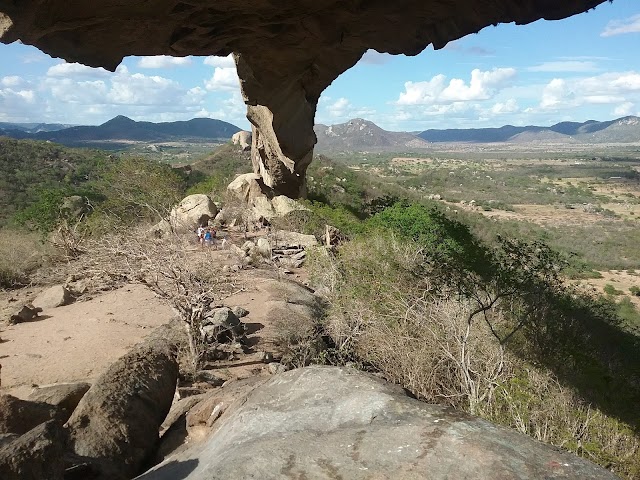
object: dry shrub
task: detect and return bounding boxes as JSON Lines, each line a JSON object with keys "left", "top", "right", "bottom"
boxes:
{"left": 310, "top": 232, "right": 639, "bottom": 477}
{"left": 0, "top": 228, "right": 52, "bottom": 288}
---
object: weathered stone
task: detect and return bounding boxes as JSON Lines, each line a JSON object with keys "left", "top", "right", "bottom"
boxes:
{"left": 256, "top": 237, "right": 271, "bottom": 258}
{"left": 27, "top": 382, "right": 91, "bottom": 416}
{"left": 201, "top": 307, "right": 243, "bottom": 343}
{"left": 169, "top": 194, "right": 218, "bottom": 232}
{"left": 60, "top": 195, "right": 88, "bottom": 219}
{"left": 227, "top": 173, "right": 272, "bottom": 203}
{"left": 32, "top": 284, "right": 72, "bottom": 310}
{"left": 0, "top": 420, "right": 66, "bottom": 480}
{"left": 0, "top": 394, "right": 59, "bottom": 435}
{"left": 8, "top": 304, "right": 42, "bottom": 324}
{"left": 270, "top": 195, "right": 308, "bottom": 217}
{"left": 267, "top": 362, "right": 288, "bottom": 375}
{"left": 230, "top": 306, "right": 249, "bottom": 318}
{"left": 231, "top": 131, "right": 251, "bottom": 151}
{"left": 65, "top": 337, "right": 178, "bottom": 480}
{"left": 138, "top": 366, "right": 617, "bottom": 480}
{"left": 270, "top": 230, "right": 318, "bottom": 248}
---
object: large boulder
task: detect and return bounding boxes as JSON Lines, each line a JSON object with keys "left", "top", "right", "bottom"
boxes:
{"left": 231, "top": 131, "right": 251, "bottom": 151}
{"left": 169, "top": 194, "right": 218, "bottom": 232}
{"left": 65, "top": 337, "right": 179, "bottom": 480}
{"left": 269, "top": 230, "right": 319, "bottom": 248}
{"left": 0, "top": 395, "right": 59, "bottom": 435}
{"left": 227, "top": 173, "right": 272, "bottom": 204}
{"left": 138, "top": 366, "right": 616, "bottom": 479}
{"left": 32, "top": 284, "right": 72, "bottom": 310}
{"left": 27, "top": 382, "right": 91, "bottom": 415}
{"left": 0, "top": 420, "right": 66, "bottom": 480}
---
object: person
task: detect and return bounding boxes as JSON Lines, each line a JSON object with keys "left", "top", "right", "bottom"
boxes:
{"left": 204, "top": 228, "right": 213, "bottom": 247}
{"left": 197, "top": 225, "right": 206, "bottom": 246}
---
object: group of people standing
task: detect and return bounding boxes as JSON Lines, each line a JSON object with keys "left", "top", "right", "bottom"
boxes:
{"left": 197, "top": 225, "right": 218, "bottom": 248}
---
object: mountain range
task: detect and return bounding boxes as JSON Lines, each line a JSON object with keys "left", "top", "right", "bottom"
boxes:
{"left": 417, "top": 116, "right": 640, "bottom": 144}
{"left": 1, "top": 115, "right": 638, "bottom": 150}
{"left": 0, "top": 116, "right": 241, "bottom": 146}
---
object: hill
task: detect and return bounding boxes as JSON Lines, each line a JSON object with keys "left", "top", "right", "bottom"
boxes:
{"left": 0, "top": 116, "right": 242, "bottom": 147}
{"left": 418, "top": 116, "right": 640, "bottom": 143}
{"left": 0, "top": 137, "right": 108, "bottom": 225}
{"left": 314, "top": 118, "right": 430, "bottom": 152}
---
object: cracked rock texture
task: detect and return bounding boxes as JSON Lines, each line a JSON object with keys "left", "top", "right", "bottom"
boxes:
{"left": 0, "top": 0, "right": 606, "bottom": 196}
{"left": 137, "top": 366, "right": 616, "bottom": 479}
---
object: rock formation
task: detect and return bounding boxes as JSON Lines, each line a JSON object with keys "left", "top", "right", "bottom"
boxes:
{"left": 138, "top": 366, "right": 617, "bottom": 479}
{"left": 0, "top": 0, "right": 606, "bottom": 197}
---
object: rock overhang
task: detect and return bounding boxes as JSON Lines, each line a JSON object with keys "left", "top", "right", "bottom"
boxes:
{"left": 0, "top": 0, "right": 608, "bottom": 197}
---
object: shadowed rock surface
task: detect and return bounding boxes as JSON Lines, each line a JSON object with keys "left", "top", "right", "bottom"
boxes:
{"left": 65, "top": 337, "right": 179, "bottom": 480}
{"left": 138, "top": 366, "right": 617, "bottom": 479}
{"left": 0, "top": 394, "right": 60, "bottom": 435}
{"left": 0, "top": 420, "right": 66, "bottom": 480}
{"left": 0, "top": 0, "right": 606, "bottom": 197}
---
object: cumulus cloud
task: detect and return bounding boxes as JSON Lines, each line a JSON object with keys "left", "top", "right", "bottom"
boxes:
{"left": 204, "top": 67, "right": 240, "bottom": 91}
{"left": 0, "top": 87, "right": 38, "bottom": 122}
{"left": 203, "top": 55, "right": 235, "bottom": 68}
{"left": 46, "top": 62, "right": 110, "bottom": 77}
{"left": 528, "top": 61, "right": 599, "bottom": 73}
{"left": 539, "top": 71, "right": 640, "bottom": 110}
{"left": 613, "top": 102, "right": 635, "bottom": 117}
{"left": 316, "top": 96, "right": 376, "bottom": 124}
{"left": 490, "top": 98, "right": 519, "bottom": 115}
{"left": 397, "top": 68, "right": 516, "bottom": 105}
{"left": 1, "top": 76, "right": 22, "bottom": 87}
{"left": 601, "top": 14, "right": 640, "bottom": 37}
{"left": 137, "top": 56, "right": 192, "bottom": 68}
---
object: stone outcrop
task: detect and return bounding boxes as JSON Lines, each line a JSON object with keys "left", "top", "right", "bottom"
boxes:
{"left": 0, "top": 1, "right": 606, "bottom": 197}
{"left": 0, "top": 395, "right": 60, "bottom": 435}
{"left": 137, "top": 366, "right": 616, "bottom": 479}
{"left": 169, "top": 194, "right": 218, "bottom": 231}
{"left": 231, "top": 130, "right": 251, "bottom": 151}
{"left": 27, "top": 382, "right": 91, "bottom": 415}
{"left": 32, "top": 285, "right": 72, "bottom": 310}
{"left": 65, "top": 337, "right": 179, "bottom": 480}
{"left": 0, "top": 420, "right": 66, "bottom": 480}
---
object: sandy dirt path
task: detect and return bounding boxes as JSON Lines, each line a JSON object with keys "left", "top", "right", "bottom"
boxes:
{"left": 0, "top": 284, "right": 175, "bottom": 393}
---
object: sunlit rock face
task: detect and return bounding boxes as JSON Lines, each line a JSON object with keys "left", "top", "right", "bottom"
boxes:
{"left": 0, "top": 0, "right": 606, "bottom": 197}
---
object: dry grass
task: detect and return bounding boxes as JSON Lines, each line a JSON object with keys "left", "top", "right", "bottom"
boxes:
{"left": 0, "top": 229, "right": 53, "bottom": 288}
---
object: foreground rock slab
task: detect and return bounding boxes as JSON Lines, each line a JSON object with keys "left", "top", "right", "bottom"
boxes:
{"left": 66, "top": 336, "right": 179, "bottom": 480}
{"left": 0, "top": 420, "right": 65, "bottom": 480}
{"left": 138, "top": 366, "right": 616, "bottom": 479}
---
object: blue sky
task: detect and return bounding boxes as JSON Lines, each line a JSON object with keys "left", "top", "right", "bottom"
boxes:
{"left": 1, "top": 0, "right": 639, "bottom": 131}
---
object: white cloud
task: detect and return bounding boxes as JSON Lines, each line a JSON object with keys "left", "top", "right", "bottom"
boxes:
{"left": 490, "top": 98, "right": 519, "bottom": 115}
{"left": 46, "top": 62, "right": 110, "bottom": 77}
{"left": 327, "top": 97, "right": 350, "bottom": 116}
{"left": 137, "top": 56, "right": 192, "bottom": 68}
{"left": 539, "top": 72, "right": 640, "bottom": 111}
{"left": 613, "top": 102, "right": 635, "bottom": 117}
{"left": 203, "top": 55, "right": 235, "bottom": 68}
{"left": 528, "top": 61, "right": 599, "bottom": 73}
{"left": 0, "top": 87, "right": 38, "bottom": 122}
{"left": 601, "top": 14, "right": 640, "bottom": 37}
{"left": 397, "top": 68, "right": 516, "bottom": 105}
{"left": 204, "top": 67, "right": 239, "bottom": 91}
{"left": 1, "top": 75, "right": 22, "bottom": 87}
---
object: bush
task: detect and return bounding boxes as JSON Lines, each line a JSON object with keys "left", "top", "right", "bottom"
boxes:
{"left": 604, "top": 283, "right": 623, "bottom": 296}
{"left": 308, "top": 216, "right": 640, "bottom": 477}
{"left": 0, "top": 229, "right": 52, "bottom": 288}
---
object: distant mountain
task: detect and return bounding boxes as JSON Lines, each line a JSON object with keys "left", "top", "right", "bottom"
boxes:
{"left": 0, "top": 116, "right": 242, "bottom": 147}
{"left": 314, "top": 118, "right": 430, "bottom": 152}
{"left": 418, "top": 116, "right": 640, "bottom": 143}
{"left": 0, "top": 122, "right": 76, "bottom": 135}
